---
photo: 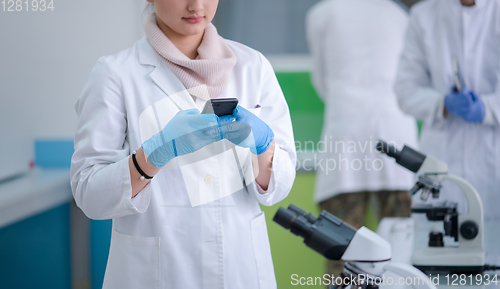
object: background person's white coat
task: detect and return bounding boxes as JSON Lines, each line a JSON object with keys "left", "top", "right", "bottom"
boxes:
{"left": 70, "top": 37, "right": 296, "bottom": 289}
{"left": 395, "top": 0, "right": 500, "bottom": 266}
{"left": 306, "top": 0, "right": 418, "bottom": 202}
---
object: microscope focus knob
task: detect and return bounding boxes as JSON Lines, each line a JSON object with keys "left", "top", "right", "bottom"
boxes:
{"left": 460, "top": 221, "right": 479, "bottom": 240}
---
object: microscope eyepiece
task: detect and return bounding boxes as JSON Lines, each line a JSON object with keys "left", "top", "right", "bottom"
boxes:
{"left": 376, "top": 140, "right": 426, "bottom": 173}
{"left": 287, "top": 204, "right": 317, "bottom": 223}
{"left": 273, "top": 207, "right": 313, "bottom": 239}
{"left": 376, "top": 140, "right": 401, "bottom": 160}
{"left": 273, "top": 204, "right": 357, "bottom": 261}
{"left": 273, "top": 207, "right": 297, "bottom": 229}
{"left": 287, "top": 204, "right": 307, "bottom": 216}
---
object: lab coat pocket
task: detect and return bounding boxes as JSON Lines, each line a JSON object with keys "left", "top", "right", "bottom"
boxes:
{"left": 102, "top": 230, "right": 160, "bottom": 289}
{"left": 250, "top": 212, "right": 277, "bottom": 289}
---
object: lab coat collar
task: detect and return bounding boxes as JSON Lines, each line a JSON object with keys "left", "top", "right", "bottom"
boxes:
{"left": 138, "top": 37, "right": 159, "bottom": 67}
{"left": 137, "top": 37, "right": 197, "bottom": 111}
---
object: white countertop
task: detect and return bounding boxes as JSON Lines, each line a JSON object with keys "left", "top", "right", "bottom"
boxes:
{"left": 0, "top": 168, "right": 72, "bottom": 228}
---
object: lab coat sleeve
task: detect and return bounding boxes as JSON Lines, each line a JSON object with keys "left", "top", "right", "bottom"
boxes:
{"left": 249, "top": 53, "right": 297, "bottom": 206}
{"left": 305, "top": 6, "right": 327, "bottom": 100}
{"left": 394, "top": 10, "right": 444, "bottom": 125}
{"left": 70, "top": 57, "right": 151, "bottom": 220}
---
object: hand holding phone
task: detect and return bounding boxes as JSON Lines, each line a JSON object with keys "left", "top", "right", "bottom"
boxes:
{"left": 201, "top": 98, "right": 239, "bottom": 117}
{"left": 206, "top": 105, "right": 275, "bottom": 155}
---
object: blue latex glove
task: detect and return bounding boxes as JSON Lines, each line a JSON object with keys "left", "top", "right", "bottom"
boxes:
{"left": 215, "top": 106, "right": 274, "bottom": 155}
{"left": 445, "top": 87, "right": 485, "bottom": 123}
{"left": 141, "top": 109, "right": 232, "bottom": 168}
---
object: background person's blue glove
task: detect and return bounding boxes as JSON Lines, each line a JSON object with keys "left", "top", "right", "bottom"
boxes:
{"left": 142, "top": 109, "right": 231, "bottom": 168}
{"left": 216, "top": 106, "right": 274, "bottom": 155}
{"left": 445, "top": 87, "right": 485, "bottom": 123}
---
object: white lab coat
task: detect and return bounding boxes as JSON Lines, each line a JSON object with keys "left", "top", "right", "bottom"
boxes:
{"left": 395, "top": 0, "right": 500, "bottom": 265}
{"left": 70, "top": 37, "right": 296, "bottom": 289}
{"left": 306, "top": 0, "right": 418, "bottom": 202}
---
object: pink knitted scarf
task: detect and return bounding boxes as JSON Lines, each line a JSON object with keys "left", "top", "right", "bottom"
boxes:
{"left": 144, "top": 13, "right": 237, "bottom": 100}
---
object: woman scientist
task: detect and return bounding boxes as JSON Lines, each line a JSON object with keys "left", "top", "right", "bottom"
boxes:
{"left": 70, "top": 0, "right": 296, "bottom": 288}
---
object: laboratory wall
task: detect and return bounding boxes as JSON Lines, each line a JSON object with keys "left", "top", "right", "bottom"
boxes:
{"left": 0, "top": 0, "right": 143, "bottom": 140}
{"left": 0, "top": 1, "right": 143, "bottom": 289}
{"left": 213, "top": 0, "right": 419, "bottom": 55}
{"left": 214, "top": 0, "right": 321, "bottom": 54}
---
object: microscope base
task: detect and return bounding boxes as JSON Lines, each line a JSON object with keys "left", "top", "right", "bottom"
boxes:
{"left": 414, "top": 265, "right": 484, "bottom": 274}
{"left": 412, "top": 247, "right": 485, "bottom": 274}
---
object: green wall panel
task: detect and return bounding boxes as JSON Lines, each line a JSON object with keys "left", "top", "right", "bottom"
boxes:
{"left": 276, "top": 72, "right": 324, "bottom": 146}
{"left": 276, "top": 72, "right": 324, "bottom": 112}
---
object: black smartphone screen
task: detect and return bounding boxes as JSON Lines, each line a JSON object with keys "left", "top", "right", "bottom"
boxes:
{"left": 201, "top": 98, "right": 239, "bottom": 117}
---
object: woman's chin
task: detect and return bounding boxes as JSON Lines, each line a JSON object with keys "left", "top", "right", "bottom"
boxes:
{"left": 177, "top": 23, "right": 208, "bottom": 36}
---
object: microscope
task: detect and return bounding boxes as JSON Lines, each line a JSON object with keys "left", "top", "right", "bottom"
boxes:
{"left": 274, "top": 204, "right": 437, "bottom": 289}
{"left": 376, "top": 141, "right": 487, "bottom": 274}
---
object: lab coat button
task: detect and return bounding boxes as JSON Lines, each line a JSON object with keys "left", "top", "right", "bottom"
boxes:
{"left": 204, "top": 175, "right": 214, "bottom": 184}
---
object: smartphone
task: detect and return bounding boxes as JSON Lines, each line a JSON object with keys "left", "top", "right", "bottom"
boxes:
{"left": 201, "top": 98, "right": 239, "bottom": 117}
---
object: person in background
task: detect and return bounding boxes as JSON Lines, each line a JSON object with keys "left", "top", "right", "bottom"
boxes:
{"left": 306, "top": 0, "right": 418, "bottom": 277}
{"left": 394, "top": 0, "right": 500, "bottom": 266}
